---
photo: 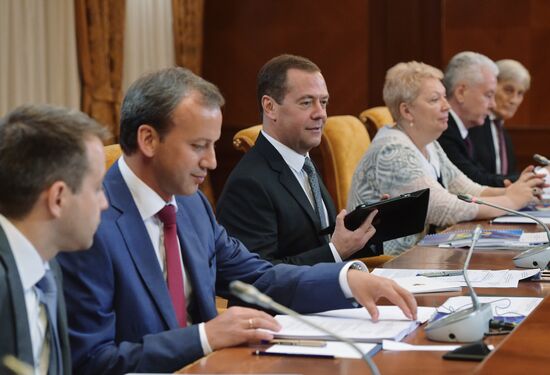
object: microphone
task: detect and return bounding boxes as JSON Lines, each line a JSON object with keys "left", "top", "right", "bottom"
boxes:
{"left": 533, "top": 153, "right": 550, "bottom": 166}
{"left": 458, "top": 193, "right": 550, "bottom": 270}
{"left": 425, "top": 225, "right": 493, "bottom": 342}
{"left": 230, "top": 280, "right": 381, "bottom": 375}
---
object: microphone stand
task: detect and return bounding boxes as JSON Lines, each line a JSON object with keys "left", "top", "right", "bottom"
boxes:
{"left": 425, "top": 225, "right": 493, "bottom": 342}
{"left": 230, "top": 280, "right": 381, "bottom": 375}
{"left": 458, "top": 194, "right": 550, "bottom": 269}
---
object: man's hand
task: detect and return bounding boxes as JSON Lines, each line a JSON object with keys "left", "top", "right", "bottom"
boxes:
{"left": 205, "top": 306, "right": 281, "bottom": 351}
{"left": 347, "top": 270, "right": 417, "bottom": 321}
{"left": 331, "top": 209, "right": 378, "bottom": 259}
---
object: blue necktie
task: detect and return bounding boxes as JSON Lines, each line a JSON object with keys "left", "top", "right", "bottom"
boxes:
{"left": 36, "top": 269, "right": 63, "bottom": 375}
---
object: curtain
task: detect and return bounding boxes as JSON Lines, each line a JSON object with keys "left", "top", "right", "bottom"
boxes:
{"left": 172, "top": 0, "right": 204, "bottom": 74}
{"left": 122, "top": 0, "right": 175, "bottom": 91}
{"left": 0, "top": 0, "right": 80, "bottom": 116}
{"left": 74, "top": 0, "right": 125, "bottom": 141}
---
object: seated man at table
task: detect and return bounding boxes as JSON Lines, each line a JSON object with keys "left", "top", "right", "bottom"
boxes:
{"left": 216, "top": 54, "right": 378, "bottom": 265}
{"left": 57, "top": 67, "right": 417, "bottom": 375}
{"left": 468, "top": 59, "right": 532, "bottom": 185}
{"left": 0, "top": 104, "right": 108, "bottom": 374}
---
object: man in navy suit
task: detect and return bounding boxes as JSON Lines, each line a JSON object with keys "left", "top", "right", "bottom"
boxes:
{"left": 57, "top": 67, "right": 417, "bottom": 375}
{"left": 217, "top": 54, "right": 378, "bottom": 265}
{"left": 0, "top": 105, "right": 108, "bottom": 374}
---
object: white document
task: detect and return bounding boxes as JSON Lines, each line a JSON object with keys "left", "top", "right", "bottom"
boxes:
{"left": 519, "top": 231, "right": 549, "bottom": 243}
{"left": 492, "top": 211, "right": 550, "bottom": 224}
{"left": 382, "top": 340, "right": 460, "bottom": 352}
{"left": 437, "top": 296, "right": 543, "bottom": 317}
{"left": 272, "top": 305, "right": 435, "bottom": 343}
{"left": 390, "top": 276, "right": 461, "bottom": 294}
{"left": 372, "top": 268, "right": 539, "bottom": 288}
{"left": 265, "top": 341, "right": 379, "bottom": 359}
{"left": 315, "top": 306, "right": 436, "bottom": 323}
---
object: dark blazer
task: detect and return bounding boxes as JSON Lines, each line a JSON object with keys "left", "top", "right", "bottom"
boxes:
{"left": 468, "top": 117, "right": 518, "bottom": 183}
{"left": 57, "top": 163, "right": 355, "bottom": 375}
{"left": 216, "top": 133, "right": 339, "bottom": 265}
{"left": 0, "top": 226, "right": 71, "bottom": 374}
{"left": 438, "top": 115, "right": 513, "bottom": 187}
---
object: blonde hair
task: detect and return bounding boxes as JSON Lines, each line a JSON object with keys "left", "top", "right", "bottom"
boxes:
{"left": 383, "top": 61, "right": 444, "bottom": 121}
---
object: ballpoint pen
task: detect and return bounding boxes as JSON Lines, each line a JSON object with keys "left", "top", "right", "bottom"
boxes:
{"left": 416, "top": 270, "right": 463, "bottom": 277}
{"left": 267, "top": 339, "right": 327, "bottom": 347}
{"left": 253, "top": 350, "right": 334, "bottom": 359}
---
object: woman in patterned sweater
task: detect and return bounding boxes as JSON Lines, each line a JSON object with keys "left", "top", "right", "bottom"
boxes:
{"left": 348, "top": 61, "right": 542, "bottom": 255}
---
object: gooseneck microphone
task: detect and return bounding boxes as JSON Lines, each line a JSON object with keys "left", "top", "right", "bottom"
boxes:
{"left": 230, "top": 280, "right": 381, "bottom": 375}
{"left": 458, "top": 193, "right": 550, "bottom": 269}
{"left": 425, "top": 225, "right": 493, "bottom": 342}
{"left": 533, "top": 153, "right": 550, "bottom": 166}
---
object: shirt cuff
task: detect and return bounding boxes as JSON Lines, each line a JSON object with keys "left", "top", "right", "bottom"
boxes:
{"left": 199, "top": 322, "right": 213, "bottom": 355}
{"left": 329, "top": 242, "right": 343, "bottom": 262}
{"left": 338, "top": 261, "right": 368, "bottom": 298}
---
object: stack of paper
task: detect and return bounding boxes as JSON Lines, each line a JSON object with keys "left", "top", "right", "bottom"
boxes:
{"left": 418, "top": 229, "right": 546, "bottom": 249}
{"left": 372, "top": 268, "right": 540, "bottom": 289}
{"left": 271, "top": 306, "right": 436, "bottom": 343}
{"left": 492, "top": 210, "right": 550, "bottom": 225}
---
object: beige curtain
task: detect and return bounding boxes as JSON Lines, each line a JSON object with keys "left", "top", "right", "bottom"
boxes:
{"left": 122, "top": 0, "right": 175, "bottom": 91}
{"left": 74, "top": 0, "right": 125, "bottom": 141}
{"left": 0, "top": 0, "right": 80, "bottom": 116}
{"left": 172, "top": 0, "right": 204, "bottom": 74}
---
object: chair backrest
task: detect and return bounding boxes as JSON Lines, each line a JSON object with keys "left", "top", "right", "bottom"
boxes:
{"left": 319, "top": 115, "right": 370, "bottom": 211}
{"left": 104, "top": 143, "right": 122, "bottom": 169}
{"left": 358, "top": 106, "right": 394, "bottom": 139}
{"left": 102, "top": 143, "right": 217, "bottom": 207}
{"left": 233, "top": 124, "right": 263, "bottom": 153}
{"left": 232, "top": 116, "right": 370, "bottom": 212}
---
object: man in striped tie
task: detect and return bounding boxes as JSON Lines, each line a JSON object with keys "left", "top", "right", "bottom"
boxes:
{"left": 0, "top": 104, "right": 109, "bottom": 374}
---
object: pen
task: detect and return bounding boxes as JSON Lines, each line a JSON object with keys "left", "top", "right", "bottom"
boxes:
{"left": 253, "top": 350, "right": 334, "bottom": 359}
{"left": 416, "top": 270, "right": 463, "bottom": 277}
{"left": 268, "top": 339, "right": 327, "bottom": 347}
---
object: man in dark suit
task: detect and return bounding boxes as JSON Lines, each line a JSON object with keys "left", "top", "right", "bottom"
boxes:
{"left": 0, "top": 105, "right": 109, "bottom": 374}
{"left": 57, "top": 67, "right": 417, "bottom": 375}
{"left": 467, "top": 59, "right": 532, "bottom": 186}
{"left": 216, "top": 54, "right": 377, "bottom": 265}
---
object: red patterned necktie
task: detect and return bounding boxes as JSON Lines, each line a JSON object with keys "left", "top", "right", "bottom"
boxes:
{"left": 157, "top": 205, "right": 187, "bottom": 327}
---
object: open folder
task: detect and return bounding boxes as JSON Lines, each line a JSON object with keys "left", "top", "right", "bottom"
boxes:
{"left": 321, "top": 188, "right": 430, "bottom": 244}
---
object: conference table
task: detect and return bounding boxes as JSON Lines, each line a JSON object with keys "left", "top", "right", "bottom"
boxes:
{"left": 178, "top": 221, "right": 550, "bottom": 374}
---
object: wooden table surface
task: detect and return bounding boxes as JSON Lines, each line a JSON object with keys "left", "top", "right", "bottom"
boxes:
{"left": 179, "top": 222, "right": 550, "bottom": 374}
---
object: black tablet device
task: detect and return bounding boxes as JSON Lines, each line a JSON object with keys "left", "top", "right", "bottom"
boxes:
{"left": 320, "top": 188, "right": 430, "bottom": 243}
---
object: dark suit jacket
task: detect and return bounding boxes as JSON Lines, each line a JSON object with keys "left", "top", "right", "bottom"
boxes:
{"left": 438, "top": 115, "right": 515, "bottom": 187}
{"left": 0, "top": 226, "right": 71, "bottom": 374}
{"left": 468, "top": 117, "right": 518, "bottom": 183}
{"left": 216, "top": 133, "right": 339, "bottom": 265}
{"left": 57, "top": 163, "right": 355, "bottom": 375}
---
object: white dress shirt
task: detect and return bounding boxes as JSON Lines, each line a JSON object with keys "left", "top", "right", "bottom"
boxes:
{"left": 118, "top": 157, "right": 212, "bottom": 355}
{"left": 0, "top": 214, "right": 48, "bottom": 375}
{"left": 450, "top": 110, "right": 469, "bottom": 140}
{"left": 488, "top": 114, "right": 503, "bottom": 173}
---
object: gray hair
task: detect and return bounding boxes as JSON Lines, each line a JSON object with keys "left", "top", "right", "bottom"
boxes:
{"left": 383, "top": 61, "right": 444, "bottom": 122}
{"left": 496, "top": 59, "right": 531, "bottom": 90}
{"left": 119, "top": 67, "right": 225, "bottom": 154}
{"left": 443, "top": 51, "right": 499, "bottom": 98}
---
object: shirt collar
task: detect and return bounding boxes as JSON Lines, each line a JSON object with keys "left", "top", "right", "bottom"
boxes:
{"left": 0, "top": 214, "right": 47, "bottom": 291}
{"left": 450, "top": 109, "right": 469, "bottom": 139}
{"left": 261, "top": 130, "right": 309, "bottom": 173}
{"left": 118, "top": 157, "right": 177, "bottom": 221}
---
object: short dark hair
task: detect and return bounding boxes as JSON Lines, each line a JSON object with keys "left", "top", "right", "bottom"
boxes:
{"left": 0, "top": 104, "right": 109, "bottom": 219}
{"left": 119, "top": 67, "right": 225, "bottom": 154}
{"left": 256, "top": 54, "right": 321, "bottom": 118}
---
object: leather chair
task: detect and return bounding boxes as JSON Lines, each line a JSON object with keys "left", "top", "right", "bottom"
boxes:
{"left": 232, "top": 118, "right": 393, "bottom": 267}
{"left": 102, "top": 143, "right": 217, "bottom": 207}
{"left": 358, "top": 106, "right": 394, "bottom": 139}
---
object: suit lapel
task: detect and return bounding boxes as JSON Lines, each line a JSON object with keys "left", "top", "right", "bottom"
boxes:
{"left": 255, "top": 134, "right": 322, "bottom": 228}
{"left": 0, "top": 226, "right": 34, "bottom": 366}
{"left": 105, "top": 166, "right": 178, "bottom": 328}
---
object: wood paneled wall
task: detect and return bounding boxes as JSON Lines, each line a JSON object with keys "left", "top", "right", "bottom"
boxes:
{"left": 202, "top": 0, "right": 550, "bottom": 199}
